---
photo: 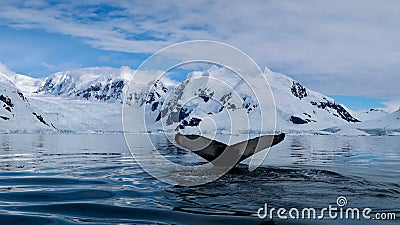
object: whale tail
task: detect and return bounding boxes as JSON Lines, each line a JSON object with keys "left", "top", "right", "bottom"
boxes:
{"left": 175, "top": 133, "right": 285, "bottom": 167}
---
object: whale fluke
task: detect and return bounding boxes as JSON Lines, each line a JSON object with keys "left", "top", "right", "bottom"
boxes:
{"left": 175, "top": 133, "right": 285, "bottom": 167}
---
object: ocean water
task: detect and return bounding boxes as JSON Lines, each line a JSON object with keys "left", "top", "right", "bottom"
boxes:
{"left": 0, "top": 134, "right": 399, "bottom": 225}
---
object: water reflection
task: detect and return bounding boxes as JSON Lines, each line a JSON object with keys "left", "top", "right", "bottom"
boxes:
{"left": 0, "top": 134, "right": 399, "bottom": 225}
{"left": 289, "top": 136, "right": 310, "bottom": 164}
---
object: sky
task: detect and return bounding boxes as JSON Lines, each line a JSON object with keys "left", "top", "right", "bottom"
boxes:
{"left": 0, "top": 0, "right": 399, "bottom": 111}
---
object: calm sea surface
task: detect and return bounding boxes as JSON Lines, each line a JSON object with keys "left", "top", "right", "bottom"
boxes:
{"left": 0, "top": 134, "right": 399, "bottom": 224}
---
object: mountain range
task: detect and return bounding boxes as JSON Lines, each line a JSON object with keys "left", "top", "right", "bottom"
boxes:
{"left": 0, "top": 64, "right": 398, "bottom": 135}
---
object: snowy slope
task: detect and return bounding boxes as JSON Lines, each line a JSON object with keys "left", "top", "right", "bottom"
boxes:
{"left": 29, "top": 67, "right": 133, "bottom": 132}
{"left": 28, "top": 96, "right": 123, "bottom": 133}
{"left": 1, "top": 67, "right": 131, "bottom": 133}
{"left": 354, "top": 108, "right": 389, "bottom": 121}
{"left": 361, "top": 109, "right": 400, "bottom": 130}
{"left": 7, "top": 74, "right": 44, "bottom": 94}
{"left": 264, "top": 67, "right": 360, "bottom": 132}
{"left": 334, "top": 128, "right": 370, "bottom": 136}
{"left": 332, "top": 110, "right": 400, "bottom": 135}
{"left": 0, "top": 75, "right": 56, "bottom": 133}
{"left": 126, "top": 66, "right": 263, "bottom": 134}
{"left": 0, "top": 64, "right": 43, "bottom": 93}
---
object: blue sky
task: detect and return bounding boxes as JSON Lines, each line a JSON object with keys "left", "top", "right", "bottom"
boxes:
{"left": 0, "top": 25, "right": 149, "bottom": 77}
{"left": 328, "top": 95, "right": 386, "bottom": 111}
{"left": 0, "top": 0, "right": 399, "bottom": 111}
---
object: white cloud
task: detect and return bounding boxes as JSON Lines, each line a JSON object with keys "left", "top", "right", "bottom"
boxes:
{"left": 381, "top": 99, "right": 400, "bottom": 113}
{"left": 0, "top": 63, "right": 16, "bottom": 77}
{"left": 0, "top": 62, "right": 18, "bottom": 86}
{"left": 0, "top": 0, "right": 399, "bottom": 98}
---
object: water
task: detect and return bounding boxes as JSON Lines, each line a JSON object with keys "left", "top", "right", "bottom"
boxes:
{"left": 0, "top": 134, "right": 399, "bottom": 224}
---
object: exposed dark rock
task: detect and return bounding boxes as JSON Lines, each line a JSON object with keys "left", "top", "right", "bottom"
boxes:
{"left": 0, "top": 94, "right": 13, "bottom": 108}
{"left": 290, "top": 116, "right": 309, "bottom": 124}
{"left": 199, "top": 94, "right": 210, "bottom": 102}
{"left": 156, "top": 106, "right": 192, "bottom": 126}
{"left": 196, "top": 88, "right": 214, "bottom": 102}
{"left": 291, "top": 81, "right": 308, "bottom": 100}
{"left": 4, "top": 106, "right": 12, "bottom": 112}
{"left": 151, "top": 101, "right": 159, "bottom": 111}
{"left": 38, "top": 77, "right": 125, "bottom": 102}
{"left": 146, "top": 92, "right": 156, "bottom": 104}
{"left": 184, "top": 117, "right": 202, "bottom": 126}
{"left": 17, "top": 91, "right": 27, "bottom": 101}
{"left": 242, "top": 95, "right": 258, "bottom": 113}
{"left": 32, "top": 112, "right": 49, "bottom": 126}
{"left": 220, "top": 93, "right": 231, "bottom": 104}
{"left": 310, "top": 100, "right": 360, "bottom": 123}
{"left": 36, "top": 78, "right": 55, "bottom": 93}
{"left": 179, "top": 117, "right": 202, "bottom": 129}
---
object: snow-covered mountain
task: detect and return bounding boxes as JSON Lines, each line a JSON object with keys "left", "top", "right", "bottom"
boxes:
{"left": 125, "top": 65, "right": 362, "bottom": 134}
{"left": 331, "top": 109, "right": 400, "bottom": 136}
{"left": 2, "top": 64, "right": 394, "bottom": 135}
{"left": 354, "top": 108, "right": 389, "bottom": 121}
{"left": 126, "top": 66, "right": 264, "bottom": 134}
{"left": 0, "top": 67, "right": 128, "bottom": 133}
{"left": 35, "top": 67, "right": 133, "bottom": 103}
{"left": 0, "top": 73, "right": 55, "bottom": 133}
{"left": 264, "top": 67, "right": 360, "bottom": 132}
